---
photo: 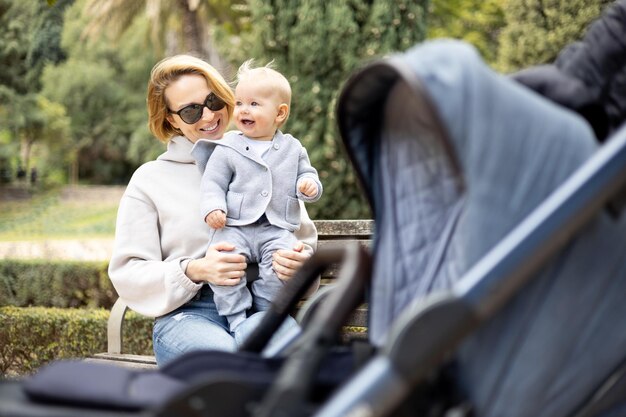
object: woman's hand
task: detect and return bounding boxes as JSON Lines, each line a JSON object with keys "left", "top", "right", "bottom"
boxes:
{"left": 272, "top": 241, "right": 311, "bottom": 280}
{"left": 186, "top": 242, "right": 246, "bottom": 285}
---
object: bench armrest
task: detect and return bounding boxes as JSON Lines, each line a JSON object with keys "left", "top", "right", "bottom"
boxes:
{"left": 107, "top": 298, "right": 129, "bottom": 354}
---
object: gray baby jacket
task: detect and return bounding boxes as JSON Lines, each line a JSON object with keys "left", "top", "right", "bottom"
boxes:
{"left": 191, "top": 130, "right": 322, "bottom": 231}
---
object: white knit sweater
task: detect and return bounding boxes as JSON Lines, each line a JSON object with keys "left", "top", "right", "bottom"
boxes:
{"left": 108, "top": 136, "right": 318, "bottom": 317}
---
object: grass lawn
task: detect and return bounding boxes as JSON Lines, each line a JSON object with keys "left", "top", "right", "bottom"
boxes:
{"left": 0, "top": 186, "right": 122, "bottom": 241}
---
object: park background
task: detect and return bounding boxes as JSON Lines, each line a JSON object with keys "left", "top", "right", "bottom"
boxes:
{"left": 0, "top": 0, "right": 614, "bottom": 375}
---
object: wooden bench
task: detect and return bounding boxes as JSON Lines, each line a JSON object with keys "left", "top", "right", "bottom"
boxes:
{"left": 89, "top": 219, "right": 373, "bottom": 369}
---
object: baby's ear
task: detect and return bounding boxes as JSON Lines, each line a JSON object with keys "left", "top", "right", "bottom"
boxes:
{"left": 276, "top": 103, "right": 290, "bottom": 124}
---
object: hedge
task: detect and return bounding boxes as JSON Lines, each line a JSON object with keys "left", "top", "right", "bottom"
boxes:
{"left": 0, "top": 307, "right": 152, "bottom": 376}
{"left": 0, "top": 259, "right": 116, "bottom": 308}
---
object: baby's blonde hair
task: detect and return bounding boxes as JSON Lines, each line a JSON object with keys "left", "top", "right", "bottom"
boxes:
{"left": 236, "top": 59, "right": 292, "bottom": 126}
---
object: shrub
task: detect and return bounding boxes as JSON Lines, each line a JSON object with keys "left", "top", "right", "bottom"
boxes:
{"left": 0, "top": 259, "right": 117, "bottom": 308}
{"left": 497, "top": 0, "right": 612, "bottom": 72}
{"left": 0, "top": 307, "right": 152, "bottom": 376}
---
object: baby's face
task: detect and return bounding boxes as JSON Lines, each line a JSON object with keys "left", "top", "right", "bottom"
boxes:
{"left": 234, "top": 80, "right": 284, "bottom": 141}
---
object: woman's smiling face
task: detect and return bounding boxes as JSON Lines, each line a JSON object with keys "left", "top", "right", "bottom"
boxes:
{"left": 165, "top": 74, "right": 230, "bottom": 143}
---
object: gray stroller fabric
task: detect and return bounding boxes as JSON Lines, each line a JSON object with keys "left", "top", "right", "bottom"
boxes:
{"left": 338, "top": 39, "right": 626, "bottom": 417}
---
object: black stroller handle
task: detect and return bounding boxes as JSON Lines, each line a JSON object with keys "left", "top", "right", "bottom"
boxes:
{"left": 253, "top": 242, "right": 371, "bottom": 417}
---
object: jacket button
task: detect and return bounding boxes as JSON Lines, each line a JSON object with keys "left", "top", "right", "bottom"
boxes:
{"left": 261, "top": 190, "right": 269, "bottom": 197}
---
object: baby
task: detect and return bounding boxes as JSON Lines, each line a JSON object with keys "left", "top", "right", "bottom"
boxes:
{"left": 193, "top": 60, "right": 322, "bottom": 337}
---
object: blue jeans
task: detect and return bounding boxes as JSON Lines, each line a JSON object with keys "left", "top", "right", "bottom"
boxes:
{"left": 153, "top": 285, "right": 298, "bottom": 366}
{"left": 208, "top": 217, "right": 297, "bottom": 331}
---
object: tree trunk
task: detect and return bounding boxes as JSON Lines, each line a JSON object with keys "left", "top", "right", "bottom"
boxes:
{"left": 20, "top": 137, "right": 34, "bottom": 174}
{"left": 176, "top": 0, "right": 203, "bottom": 56}
{"left": 69, "top": 159, "right": 79, "bottom": 185}
{"left": 174, "top": 0, "right": 225, "bottom": 71}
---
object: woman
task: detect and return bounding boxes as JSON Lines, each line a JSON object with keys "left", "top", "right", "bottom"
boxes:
{"left": 108, "top": 55, "right": 318, "bottom": 366}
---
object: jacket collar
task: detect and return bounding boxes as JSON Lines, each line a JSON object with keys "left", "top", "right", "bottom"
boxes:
{"left": 157, "top": 136, "right": 197, "bottom": 164}
{"left": 203, "top": 130, "right": 285, "bottom": 164}
{"left": 190, "top": 130, "right": 288, "bottom": 173}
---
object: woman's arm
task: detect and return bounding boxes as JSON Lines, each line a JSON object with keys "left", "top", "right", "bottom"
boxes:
{"left": 109, "top": 191, "right": 246, "bottom": 317}
{"left": 108, "top": 194, "right": 203, "bottom": 317}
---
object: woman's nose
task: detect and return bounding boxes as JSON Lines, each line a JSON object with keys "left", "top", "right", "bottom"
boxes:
{"left": 201, "top": 106, "right": 216, "bottom": 121}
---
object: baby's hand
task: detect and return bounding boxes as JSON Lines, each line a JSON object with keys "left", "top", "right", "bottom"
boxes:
{"left": 206, "top": 210, "right": 226, "bottom": 229}
{"left": 297, "top": 179, "right": 318, "bottom": 198}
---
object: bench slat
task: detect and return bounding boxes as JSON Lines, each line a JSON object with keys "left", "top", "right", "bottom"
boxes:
{"left": 317, "top": 240, "right": 371, "bottom": 252}
{"left": 88, "top": 353, "right": 157, "bottom": 369}
{"left": 315, "top": 219, "right": 373, "bottom": 239}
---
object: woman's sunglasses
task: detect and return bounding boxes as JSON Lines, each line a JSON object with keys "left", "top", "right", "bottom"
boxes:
{"left": 168, "top": 93, "right": 227, "bottom": 124}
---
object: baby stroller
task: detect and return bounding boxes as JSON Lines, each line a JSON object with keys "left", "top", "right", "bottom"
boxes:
{"left": 3, "top": 39, "right": 626, "bottom": 417}
{"left": 316, "top": 39, "right": 626, "bottom": 417}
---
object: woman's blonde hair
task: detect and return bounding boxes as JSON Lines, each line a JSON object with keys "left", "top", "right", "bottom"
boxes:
{"left": 147, "top": 55, "right": 235, "bottom": 142}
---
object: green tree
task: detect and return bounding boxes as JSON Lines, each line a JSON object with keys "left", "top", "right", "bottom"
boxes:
{"left": 41, "top": 0, "right": 158, "bottom": 183}
{"left": 497, "top": 0, "right": 614, "bottom": 72}
{"left": 23, "top": 96, "right": 73, "bottom": 184}
{"left": 428, "top": 0, "right": 506, "bottom": 64}
{"left": 230, "top": 0, "right": 429, "bottom": 219}
{"left": 0, "top": 0, "right": 37, "bottom": 96}
{"left": 25, "top": 0, "right": 74, "bottom": 89}
{"left": 0, "top": 92, "right": 71, "bottom": 184}
{"left": 0, "top": 0, "right": 73, "bottom": 182}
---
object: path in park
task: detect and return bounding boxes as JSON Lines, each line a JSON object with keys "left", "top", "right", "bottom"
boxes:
{"left": 0, "top": 239, "right": 114, "bottom": 261}
{"left": 0, "top": 186, "right": 124, "bottom": 261}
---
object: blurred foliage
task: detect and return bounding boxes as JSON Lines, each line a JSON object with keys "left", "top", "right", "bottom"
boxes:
{"left": 24, "top": 0, "right": 73, "bottom": 90}
{"left": 0, "top": 0, "right": 73, "bottom": 183}
{"left": 428, "top": 0, "right": 505, "bottom": 64}
{"left": 0, "top": 0, "right": 39, "bottom": 95}
{"left": 497, "top": 0, "right": 614, "bottom": 73}
{"left": 219, "top": 1, "right": 430, "bottom": 219}
{"left": 0, "top": 259, "right": 115, "bottom": 309}
{"left": 5, "top": 94, "right": 72, "bottom": 184}
{"left": 40, "top": 0, "right": 159, "bottom": 184}
{"left": 0, "top": 307, "right": 152, "bottom": 376}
